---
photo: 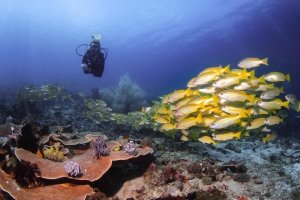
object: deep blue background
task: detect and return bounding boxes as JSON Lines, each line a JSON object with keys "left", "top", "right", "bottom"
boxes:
{"left": 0, "top": 0, "right": 299, "bottom": 99}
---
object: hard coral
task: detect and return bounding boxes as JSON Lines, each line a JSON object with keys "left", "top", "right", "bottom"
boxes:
{"left": 64, "top": 161, "right": 82, "bottom": 177}
{"left": 123, "top": 140, "right": 137, "bottom": 155}
{"left": 42, "top": 143, "right": 65, "bottom": 162}
{"left": 92, "top": 136, "right": 109, "bottom": 159}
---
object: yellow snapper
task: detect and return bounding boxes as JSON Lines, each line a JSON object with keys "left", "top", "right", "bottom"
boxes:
{"left": 200, "top": 65, "right": 230, "bottom": 74}
{"left": 233, "top": 81, "right": 254, "bottom": 90}
{"left": 176, "top": 113, "right": 202, "bottom": 129}
{"left": 181, "top": 135, "right": 189, "bottom": 141}
{"left": 156, "top": 106, "right": 171, "bottom": 115}
{"left": 188, "top": 95, "right": 219, "bottom": 106}
{"left": 198, "top": 86, "right": 218, "bottom": 94}
{"left": 262, "top": 133, "right": 277, "bottom": 144}
{"left": 218, "top": 90, "right": 255, "bottom": 103}
{"left": 213, "top": 72, "right": 249, "bottom": 89}
{"left": 248, "top": 75, "right": 266, "bottom": 85}
{"left": 198, "top": 117, "right": 216, "bottom": 127}
{"left": 253, "top": 83, "right": 275, "bottom": 92}
{"left": 260, "top": 87, "right": 284, "bottom": 100}
{"left": 221, "top": 105, "right": 251, "bottom": 115}
{"left": 167, "top": 89, "right": 194, "bottom": 103}
{"left": 246, "top": 117, "right": 265, "bottom": 130}
{"left": 264, "top": 72, "right": 291, "bottom": 82}
{"left": 257, "top": 99, "right": 289, "bottom": 110}
{"left": 198, "top": 136, "right": 217, "bottom": 145}
{"left": 153, "top": 115, "right": 170, "bottom": 124}
{"left": 238, "top": 57, "right": 268, "bottom": 69}
{"left": 187, "top": 77, "right": 198, "bottom": 88}
{"left": 210, "top": 112, "right": 248, "bottom": 129}
{"left": 192, "top": 71, "right": 221, "bottom": 86}
{"left": 264, "top": 116, "right": 283, "bottom": 125}
{"left": 175, "top": 104, "right": 200, "bottom": 117}
{"left": 212, "top": 131, "right": 241, "bottom": 141}
{"left": 160, "top": 123, "right": 176, "bottom": 131}
{"left": 174, "top": 97, "right": 192, "bottom": 109}
{"left": 230, "top": 69, "right": 255, "bottom": 77}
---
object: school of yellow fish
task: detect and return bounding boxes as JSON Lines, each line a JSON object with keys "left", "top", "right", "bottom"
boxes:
{"left": 151, "top": 57, "right": 300, "bottom": 144}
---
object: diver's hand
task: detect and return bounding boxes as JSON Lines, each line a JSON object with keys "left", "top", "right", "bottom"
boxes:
{"left": 81, "top": 64, "right": 91, "bottom": 73}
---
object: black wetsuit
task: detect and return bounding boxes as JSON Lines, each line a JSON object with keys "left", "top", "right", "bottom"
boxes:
{"left": 82, "top": 42, "right": 105, "bottom": 77}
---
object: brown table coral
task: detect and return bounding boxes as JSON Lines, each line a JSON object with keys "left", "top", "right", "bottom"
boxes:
{"left": 0, "top": 169, "right": 94, "bottom": 200}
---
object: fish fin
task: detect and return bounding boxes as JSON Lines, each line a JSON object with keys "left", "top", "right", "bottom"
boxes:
{"left": 258, "top": 75, "right": 266, "bottom": 83}
{"left": 262, "top": 57, "right": 268, "bottom": 66}
{"left": 196, "top": 113, "right": 203, "bottom": 123}
{"left": 286, "top": 73, "right": 291, "bottom": 82}
{"left": 249, "top": 95, "right": 256, "bottom": 104}
{"left": 236, "top": 131, "right": 241, "bottom": 139}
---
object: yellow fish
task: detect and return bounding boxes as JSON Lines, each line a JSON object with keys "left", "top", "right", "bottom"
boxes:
{"left": 200, "top": 65, "right": 230, "bottom": 74}
{"left": 233, "top": 81, "right": 253, "bottom": 90}
{"left": 176, "top": 113, "right": 202, "bottom": 129}
{"left": 262, "top": 133, "right": 277, "bottom": 144}
{"left": 248, "top": 75, "right": 266, "bottom": 85}
{"left": 264, "top": 116, "right": 283, "bottom": 125}
{"left": 264, "top": 72, "right": 291, "bottom": 82}
{"left": 198, "top": 86, "right": 218, "bottom": 94}
{"left": 198, "top": 136, "right": 217, "bottom": 145}
{"left": 213, "top": 72, "right": 248, "bottom": 88}
{"left": 188, "top": 96, "right": 219, "bottom": 106}
{"left": 153, "top": 115, "right": 170, "bottom": 124}
{"left": 175, "top": 104, "right": 200, "bottom": 117}
{"left": 156, "top": 107, "right": 171, "bottom": 115}
{"left": 253, "top": 83, "right": 275, "bottom": 92}
{"left": 198, "top": 117, "right": 216, "bottom": 127}
{"left": 246, "top": 118, "right": 265, "bottom": 130}
{"left": 160, "top": 123, "right": 176, "bottom": 131}
{"left": 260, "top": 87, "right": 284, "bottom": 100}
{"left": 238, "top": 57, "right": 268, "bottom": 69}
{"left": 210, "top": 112, "right": 248, "bottom": 129}
{"left": 174, "top": 97, "right": 192, "bottom": 109}
{"left": 181, "top": 135, "right": 189, "bottom": 141}
{"left": 192, "top": 71, "right": 221, "bottom": 86}
{"left": 257, "top": 99, "right": 289, "bottom": 110}
{"left": 212, "top": 131, "right": 241, "bottom": 141}
{"left": 187, "top": 77, "right": 198, "bottom": 88}
{"left": 221, "top": 105, "right": 251, "bottom": 115}
{"left": 218, "top": 90, "right": 255, "bottom": 103}
{"left": 168, "top": 89, "right": 194, "bottom": 103}
{"left": 285, "top": 94, "right": 300, "bottom": 112}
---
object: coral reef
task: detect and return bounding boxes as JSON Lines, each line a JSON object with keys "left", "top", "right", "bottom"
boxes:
{"left": 92, "top": 136, "right": 109, "bottom": 159}
{"left": 99, "top": 74, "right": 148, "bottom": 113}
{"left": 64, "top": 161, "right": 82, "bottom": 177}
{"left": 15, "top": 160, "right": 41, "bottom": 188}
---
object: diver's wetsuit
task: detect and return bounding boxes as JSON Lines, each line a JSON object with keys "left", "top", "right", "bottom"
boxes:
{"left": 82, "top": 41, "right": 105, "bottom": 77}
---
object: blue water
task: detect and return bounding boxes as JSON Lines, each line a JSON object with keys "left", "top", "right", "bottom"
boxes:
{"left": 0, "top": 0, "right": 300, "bottom": 99}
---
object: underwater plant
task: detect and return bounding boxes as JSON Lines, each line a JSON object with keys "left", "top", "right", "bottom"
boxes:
{"left": 152, "top": 57, "right": 300, "bottom": 144}
{"left": 42, "top": 143, "right": 65, "bottom": 162}
{"left": 64, "top": 161, "right": 82, "bottom": 177}
{"left": 92, "top": 136, "right": 109, "bottom": 159}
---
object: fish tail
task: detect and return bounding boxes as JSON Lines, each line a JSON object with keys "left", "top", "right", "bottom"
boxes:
{"left": 262, "top": 57, "right": 268, "bottom": 66}
{"left": 224, "top": 65, "right": 231, "bottom": 73}
{"left": 196, "top": 113, "right": 203, "bottom": 123}
{"left": 249, "top": 70, "right": 255, "bottom": 77}
{"left": 249, "top": 94, "right": 256, "bottom": 104}
{"left": 283, "top": 101, "right": 289, "bottom": 109}
{"left": 286, "top": 73, "right": 291, "bottom": 82}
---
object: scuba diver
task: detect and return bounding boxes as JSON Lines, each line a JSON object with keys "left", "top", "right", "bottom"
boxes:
{"left": 76, "top": 35, "right": 108, "bottom": 77}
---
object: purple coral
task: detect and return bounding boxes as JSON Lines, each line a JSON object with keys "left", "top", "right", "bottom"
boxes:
{"left": 92, "top": 136, "right": 109, "bottom": 159}
{"left": 123, "top": 140, "right": 137, "bottom": 155}
{"left": 64, "top": 161, "right": 82, "bottom": 177}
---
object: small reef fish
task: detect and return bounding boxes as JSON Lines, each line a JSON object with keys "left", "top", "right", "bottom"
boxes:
{"left": 260, "top": 87, "right": 284, "bottom": 100}
{"left": 200, "top": 65, "right": 230, "bottom": 74}
{"left": 213, "top": 72, "right": 249, "bottom": 89}
{"left": 264, "top": 72, "right": 290, "bottom": 82}
{"left": 233, "top": 81, "right": 253, "bottom": 90}
{"left": 192, "top": 71, "right": 221, "bottom": 86}
{"left": 167, "top": 89, "right": 195, "bottom": 103}
{"left": 160, "top": 123, "right": 176, "bottom": 131}
{"left": 253, "top": 83, "right": 275, "bottom": 92}
{"left": 285, "top": 94, "right": 300, "bottom": 111}
{"left": 198, "top": 136, "right": 217, "bottom": 145}
{"left": 210, "top": 112, "right": 247, "bottom": 129}
{"left": 198, "top": 86, "right": 218, "bottom": 94}
{"left": 218, "top": 90, "right": 255, "bottom": 103}
{"left": 246, "top": 118, "right": 265, "bottom": 130}
{"left": 238, "top": 57, "right": 268, "bottom": 69}
{"left": 221, "top": 105, "right": 250, "bottom": 115}
{"left": 212, "top": 131, "right": 241, "bottom": 141}
{"left": 262, "top": 133, "right": 277, "bottom": 144}
{"left": 176, "top": 113, "right": 202, "bottom": 129}
{"left": 174, "top": 104, "right": 200, "bottom": 117}
{"left": 153, "top": 115, "right": 170, "bottom": 124}
{"left": 264, "top": 116, "right": 283, "bottom": 125}
{"left": 257, "top": 99, "right": 289, "bottom": 110}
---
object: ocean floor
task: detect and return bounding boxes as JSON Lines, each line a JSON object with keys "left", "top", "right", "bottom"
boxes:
{"left": 102, "top": 134, "right": 300, "bottom": 200}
